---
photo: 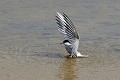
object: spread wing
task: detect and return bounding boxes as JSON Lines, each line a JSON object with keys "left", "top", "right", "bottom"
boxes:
{"left": 56, "top": 12, "right": 80, "bottom": 52}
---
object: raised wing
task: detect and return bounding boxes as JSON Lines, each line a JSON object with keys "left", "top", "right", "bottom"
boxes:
{"left": 56, "top": 12, "right": 79, "bottom": 41}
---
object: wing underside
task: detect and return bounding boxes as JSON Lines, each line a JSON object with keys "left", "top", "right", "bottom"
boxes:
{"left": 56, "top": 12, "right": 79, "bottom": 41}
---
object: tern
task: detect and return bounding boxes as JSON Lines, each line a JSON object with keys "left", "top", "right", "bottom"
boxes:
{"left": 56, "top": 12, "right": 88, "bottom": 58}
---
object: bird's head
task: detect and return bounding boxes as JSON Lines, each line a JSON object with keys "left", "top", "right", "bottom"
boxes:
{"left": 60, "top": 40, "right": 70, "bottom": 44}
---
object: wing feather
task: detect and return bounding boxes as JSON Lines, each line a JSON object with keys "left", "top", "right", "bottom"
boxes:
{"left": 56, "top": 12, "right": 79, "bottom": 40}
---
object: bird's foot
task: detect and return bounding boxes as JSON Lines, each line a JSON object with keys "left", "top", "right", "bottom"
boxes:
{"left": 66, "top": 55, "right": 88, "bottom": 58}
{"left": 66, "top": 55, "right": 77, "bottom": 58}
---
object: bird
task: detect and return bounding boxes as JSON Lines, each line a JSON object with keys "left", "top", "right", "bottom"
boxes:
{"left": 56, "top": 12, "right": 88, "bottom": 58}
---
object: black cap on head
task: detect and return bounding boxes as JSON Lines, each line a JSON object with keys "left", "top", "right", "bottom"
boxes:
{"left": 63, "top": 40, "right": 70, "bottom": 43}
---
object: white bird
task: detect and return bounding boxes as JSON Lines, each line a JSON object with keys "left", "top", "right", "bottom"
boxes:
{"left": 56, "top": 12, "right": 88, "bottom": 58}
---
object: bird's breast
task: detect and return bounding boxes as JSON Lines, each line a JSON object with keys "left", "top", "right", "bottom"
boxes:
{"left": 64, "top": 45, "right": 73, "bottom": 54}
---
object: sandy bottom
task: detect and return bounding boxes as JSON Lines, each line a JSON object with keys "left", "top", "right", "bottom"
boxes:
{"left": 0, "top": 0, "right": 120, "bottom": 80}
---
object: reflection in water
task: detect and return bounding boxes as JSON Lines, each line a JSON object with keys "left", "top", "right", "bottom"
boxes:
{"left": 60, "top": 58, "right": 77, "bottom": 80}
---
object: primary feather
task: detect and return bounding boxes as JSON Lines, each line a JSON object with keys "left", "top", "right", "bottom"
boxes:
{"left": 56, "top": 12, "right": 79, "bottom": 40}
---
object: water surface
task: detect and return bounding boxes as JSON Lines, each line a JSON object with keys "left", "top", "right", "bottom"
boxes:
{"left": 0, "top": 0, "right": 120, "bottom": 80}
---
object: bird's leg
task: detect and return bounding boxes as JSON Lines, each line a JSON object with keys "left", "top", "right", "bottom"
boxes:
{"left": 66, "top": 54, "right": 77, "bottom": 58}
{"left": 70, "top": 53, "right": 75, "bottom": 58}
{"left": 71, "top": 53, "right": 78, "bottom": 58}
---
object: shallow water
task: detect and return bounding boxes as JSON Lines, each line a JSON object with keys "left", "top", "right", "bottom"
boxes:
{"left": 0, "top": 0, "right": 120, "bottom": 80}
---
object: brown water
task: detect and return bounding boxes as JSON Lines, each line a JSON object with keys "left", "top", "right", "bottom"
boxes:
{"left": 0, "top": 0, "right": 120, "bottom": 80}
